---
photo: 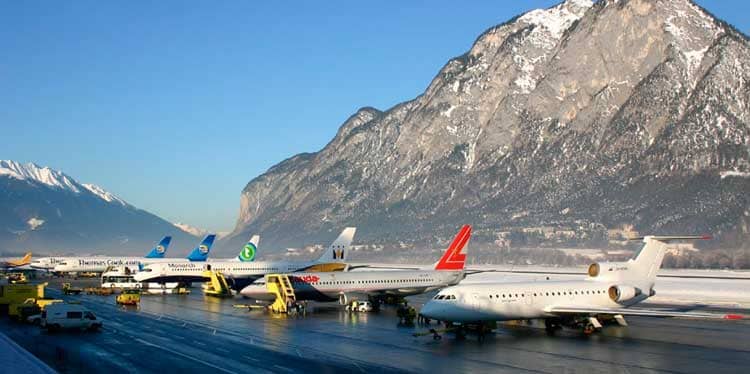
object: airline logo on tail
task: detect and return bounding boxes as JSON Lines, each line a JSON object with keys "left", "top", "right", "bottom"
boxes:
{"left": 199, "top": 244, "right": 209, "bottom": 254}
{"left": 187, "top": 234, "right": 216, "bottom": 261}
{"left": 315, "top": 227, "right": 356, "bottom": 263}
{"left": 434, "top": 225, "right": 471, "bottom": 271}
{"left": 333, "top": 246, "right": 345, "bottom": 260}
{"left": 238, "top": 235, "right": 259, "bottom": 262}
{"left": 240, "top": 243, "right": 256, "bottom": 261}
{"left": 145, "top": 236, "right": 171, "bottom": 258}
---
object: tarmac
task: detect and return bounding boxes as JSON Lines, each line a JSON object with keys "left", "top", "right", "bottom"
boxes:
{"left": 2, "top": 278, "right": 749, "bottom": 373}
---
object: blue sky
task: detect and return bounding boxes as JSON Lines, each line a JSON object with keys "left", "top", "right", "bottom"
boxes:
{"left": 1, "top": 1, "right": 747, "bottom": 232}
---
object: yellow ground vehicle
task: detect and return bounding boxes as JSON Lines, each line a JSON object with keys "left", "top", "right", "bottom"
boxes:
{"left": 201, "top": 270, "right": 232, "bottom": 297}
{"left": 116, "top": 289, "right": 141, "bottom": 305}
{"left": 62, "top": 283, "right": 83, "bottom": 295}
{"left": 84, "top": 287, "right": 114, "bottom": 296}
{"left": 0, "top": 282, "right": 47, "bottom": 316}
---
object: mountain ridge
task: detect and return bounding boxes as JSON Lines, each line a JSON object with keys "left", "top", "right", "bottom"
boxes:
{"left": 220, "top": 0, "right": 749, "bottom": 255}
{"left": 0, "top": 160, "right": 197, "bottom": 254}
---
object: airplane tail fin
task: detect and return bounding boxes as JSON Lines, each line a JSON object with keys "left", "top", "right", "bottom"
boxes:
{"left": 433, "top": 225, "right": 471, "bottom": 271}
{"left": 144, "top": 236, "right": 171, "bottom": 258}
{"left": 628, "top": 235, "right": 711, "bottom": 286}
{"left": 316, "top": 227, "right": 356, "bottom": 263}
{"left": 238, "top": 235, "right": 260, "bottom": 262}
{"left": 13, "top": 252, "right": 33, "bottom": 266}
{"left": 187, "top": 234, "right": 216, "bottom": 261}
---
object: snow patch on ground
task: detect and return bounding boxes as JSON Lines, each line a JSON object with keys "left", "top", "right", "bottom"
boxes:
{"left": 720, "top": 171, "right": 750, "bottom": 179}
{"left": 441, "top": 105, "right": 457, "bottom": 118}
{"left": 663, "top": 1, "right": 723, "bottom": 81}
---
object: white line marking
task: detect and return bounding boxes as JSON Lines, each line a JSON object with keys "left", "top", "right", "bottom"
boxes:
{"left": 193, "top": 340, "right": 207, "bottom": 346}
{"left": 130, "top": 336, "right": 237, "bottom": 374}
{"left": 273, "top": 365, "right": 294, "bottom": 373}
{"left": 216, "top": 347, "right": 229, "bottom": 353}
{"left": 243, "top": 355, "right": 259, "bottom": 362}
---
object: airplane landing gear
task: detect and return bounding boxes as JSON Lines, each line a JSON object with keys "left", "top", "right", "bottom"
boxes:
{"left": 544, "top": 319, "right": 561, "bottom": 335}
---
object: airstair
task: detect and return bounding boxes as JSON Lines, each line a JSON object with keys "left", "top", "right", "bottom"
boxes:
{"left": 265, "top": 274, "right": 296, "bottom": 313}
{"left": 201, "top": 270, "right": 232, "bottom": 297}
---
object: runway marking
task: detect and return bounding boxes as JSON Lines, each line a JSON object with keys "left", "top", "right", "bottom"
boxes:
{"left": 243, "top": 355, "right": 259, "bottom": 362}
{"left": 273, "top": 364, "right": 294, "bottom": 373}
{"left": 129, "top": 336, "right": 238, "bottom": 374}
{"left": 213, "top": 329, "right": 217, "bottom": 335}
{"left": 353, "top": 362, "right": 365, "bottom": 373}
{"left": 216, "top": 347, "right": 230, "bottom": 353}
{"left": 193, "top": 340, "right": 207, "bottom": 346}
{"left": 296, "top": 349, "right": 302, "bottom": 357}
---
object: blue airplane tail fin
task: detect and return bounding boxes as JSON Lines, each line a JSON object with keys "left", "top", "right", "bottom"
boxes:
{"left": 144, "top": 236, "right": 171, "bottom": 258}
{"left": 187, "top": 234, "right": 216, "bottom": 261}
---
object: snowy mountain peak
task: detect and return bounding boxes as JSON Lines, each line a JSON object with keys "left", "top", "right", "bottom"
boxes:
{"left": 174, "top": 222, "right": 208, "bottom": 238}
{"left": 519, "top": 0, "right": 592, "bottom": 40}
{"left": 0, "top": 160, "right": 81, "bottom": 193}
{"left": 82, "top": 183, "right": 128, "bottom": 206}
{"left": 0, "top": 160, "right": 128, "bottom": 206}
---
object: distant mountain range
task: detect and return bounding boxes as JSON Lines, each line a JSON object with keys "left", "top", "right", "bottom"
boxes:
{"left": 0, "top": 160, "right": 199, "bottom": 255}
{"left": 221, "top": 0, "right": 750, "bottom": 254}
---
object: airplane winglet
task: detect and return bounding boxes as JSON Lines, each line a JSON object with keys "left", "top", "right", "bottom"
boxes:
{"left": 724, "top": 314, "right": 744, "bottom": 320}
{"left": 627, "top": 235, "right": 712, "bottom": 241}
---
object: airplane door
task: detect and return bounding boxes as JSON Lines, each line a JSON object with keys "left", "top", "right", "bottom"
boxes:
{"left": 471, "top": 293, "right": 481, "bottom": 310}
{"left": 525, "top": 290, "right": 534, "bottom": 305}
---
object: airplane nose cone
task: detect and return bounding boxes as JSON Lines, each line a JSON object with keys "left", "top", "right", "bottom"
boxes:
{"left": 420, "top": 301, "right": 445, "bottom": 320}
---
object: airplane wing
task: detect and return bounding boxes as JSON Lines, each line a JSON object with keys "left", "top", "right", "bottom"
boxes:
{"left": 544, "top": 306, "right": 744, "bottom": 320}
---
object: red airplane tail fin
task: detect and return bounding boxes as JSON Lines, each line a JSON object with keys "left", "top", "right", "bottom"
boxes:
{"left": 434, "top": 225, "right": 471, "bottom": 271}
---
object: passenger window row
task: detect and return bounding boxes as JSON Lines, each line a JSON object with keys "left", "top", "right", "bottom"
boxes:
{"left": 309, "top": 279, "right": 436, "bottom": 286}
{"left": 487, "top": 289, "right": 607, "bottom": 299}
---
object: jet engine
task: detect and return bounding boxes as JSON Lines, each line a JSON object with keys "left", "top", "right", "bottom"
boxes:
{"left": 338, "top": 293, "right": 369, "bottom": 305}
{"left": 608, "top": 285, "right": 641, "bottom": 303}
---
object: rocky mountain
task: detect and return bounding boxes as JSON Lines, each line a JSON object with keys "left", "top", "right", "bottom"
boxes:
{"left": 0, "top": 160, "right": 197, "bottom": 255}
{"left": 223, "top": 0, "right": 749, "bottom": 254}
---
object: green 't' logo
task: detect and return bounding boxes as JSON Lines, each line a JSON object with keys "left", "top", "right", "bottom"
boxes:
{"left": 240, "top": 243, "right": 256, "bottom": 261}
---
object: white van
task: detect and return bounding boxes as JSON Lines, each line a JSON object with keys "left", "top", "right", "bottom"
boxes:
{"left": 41, "top": 303, "right": 102, "bottom": 332}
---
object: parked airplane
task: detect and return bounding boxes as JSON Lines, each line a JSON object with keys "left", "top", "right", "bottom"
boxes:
{"left": 0, "top": 252, "right": 33, "bottom": 271}
{"left": 420, "top": 235, "right": 743, "bottom": 336}
{"left": 240, "top": 225, "right": 472, "bottom": 306}
{"left": 135, "top": 228, "right": 356, "bottom": 290}
{"left": 31, "top": 236, "right": 173, "bottom": 271}
{"left": 53, "top": 235, "right": 216, "bottom": 273}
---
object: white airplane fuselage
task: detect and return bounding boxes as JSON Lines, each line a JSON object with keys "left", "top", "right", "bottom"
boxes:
{"left": 53, "top": 257, "right": 176, "bottom": 273}
{"left": 421, "top": 279, "right": 646, "bottom": 322}
{"left": 134, "top": 260, "right": 343, "bottom": 290}
{"left": 240, "top": 270, "right": 466, "bottom": 303}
